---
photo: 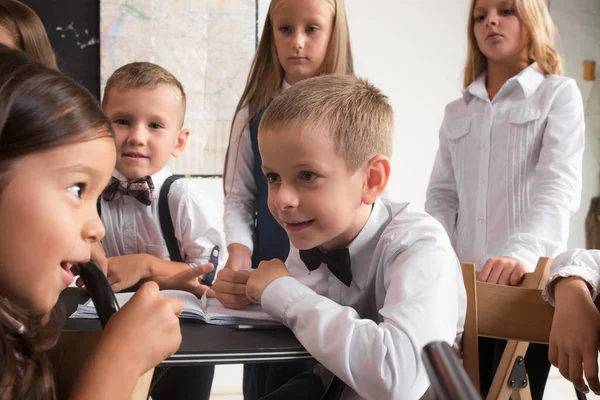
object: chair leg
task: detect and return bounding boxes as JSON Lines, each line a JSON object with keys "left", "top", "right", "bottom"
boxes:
{"left": 513, "top": 387, "right": 532, "bottom": 400}
{"left": 486, "top": 340, "right": 531, "bottom": 400}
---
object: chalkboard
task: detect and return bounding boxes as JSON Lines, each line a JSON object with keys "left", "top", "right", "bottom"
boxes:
{"left": 21, "top": 0, "right": 100, "bottom": 99}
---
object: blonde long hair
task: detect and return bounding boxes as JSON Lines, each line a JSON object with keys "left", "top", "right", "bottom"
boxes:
{"left": 463, "top": 0, "right": 562, "bottom": 88}
{"left": 223, "top": 0, "right": 354, "bottom": 191}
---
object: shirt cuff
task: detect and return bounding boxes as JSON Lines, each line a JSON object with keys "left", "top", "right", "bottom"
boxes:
{"left": 542, "top": 265, "right": 599, "bottom": 306}
{"left": 225, "top": 234, "right": 254, "bottom": 253}
{"left": 261, "top": 276, "right": 313, "bottom": 324}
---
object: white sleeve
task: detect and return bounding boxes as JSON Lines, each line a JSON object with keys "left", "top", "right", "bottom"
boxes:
{"left": 504, "top": 80, "right": 585, "bottom": 268}
{"left": 542, "top": 249, "right": 600, "bottom": 306}
{"left": 170, "top": 180, "right": 227, "bottom": 279}
{"left": 425, "top": 114, "right": 459, "bottom": 237}
{"left": 223, "top": 107, "right": 256, "bottom": 251}
{"left": 261, "top": 231, "right": 463, "bottom": 399}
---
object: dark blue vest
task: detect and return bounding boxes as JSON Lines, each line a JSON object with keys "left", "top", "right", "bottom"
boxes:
{"left": 249, "top": 106, "right": 290, "bottom": 268}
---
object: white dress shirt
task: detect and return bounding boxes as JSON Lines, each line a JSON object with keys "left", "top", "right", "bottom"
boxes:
{"left": 425, "top": 63, "right": 585, "bottom": 271}
{"left": 542, "top": 249, "right": 600, "bottom": 306}
{"left": 223, "top": 81, "right": 292, "bottom": 251}
{"left": 100, "top": 167, "right": 227, "bottom": 275}
{"left": 261, "top": 198, "right": 467, "bottom": 400}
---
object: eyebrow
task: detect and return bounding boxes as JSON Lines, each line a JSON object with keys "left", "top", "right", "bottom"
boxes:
{"left": 57, "top": 163, "right": 102, "bottom": 177}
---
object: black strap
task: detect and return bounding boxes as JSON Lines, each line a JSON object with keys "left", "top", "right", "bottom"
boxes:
{"left": 159, "top": 175, "right": 184, "bottom": 262}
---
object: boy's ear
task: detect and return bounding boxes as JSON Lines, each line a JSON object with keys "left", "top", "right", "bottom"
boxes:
{"left": 172, "top": 128, "right": 190, "bottom": 158}
{"left": 361, "top": 155, "right": 391, "bottom": 205}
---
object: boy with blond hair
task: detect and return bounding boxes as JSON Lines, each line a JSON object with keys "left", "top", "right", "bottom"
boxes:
{"left": 212, "top": 74, "right": 466, "bottom": 400}
{"left": 94, "top": 62, "right": 224, "bottom": 400}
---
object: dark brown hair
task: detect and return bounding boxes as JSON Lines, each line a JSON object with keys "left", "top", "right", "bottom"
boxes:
{"left": 0, "top": 44, "right": 112, "bottom": 399}
{"left": 0, "top": 0, "right": 57, "bottom": 68}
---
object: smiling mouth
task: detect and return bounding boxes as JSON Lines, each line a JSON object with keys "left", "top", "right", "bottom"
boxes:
{"left": 122, "top": 153, "right": 148, "bottom": 159}
{"left": 283, "top": 219, "right": 315, "bottom": 231}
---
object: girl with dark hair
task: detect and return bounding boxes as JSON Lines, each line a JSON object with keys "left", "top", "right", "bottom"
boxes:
{"left": 0, "top": 45, "right": 183, "bottom": 399}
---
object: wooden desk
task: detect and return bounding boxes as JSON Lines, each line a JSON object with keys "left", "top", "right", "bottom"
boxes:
{"left": 58, "top": 287, "right": 311, "bottom": 366}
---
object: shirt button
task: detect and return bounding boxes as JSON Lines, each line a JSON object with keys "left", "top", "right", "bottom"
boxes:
{"left": 480, "top": 178, "right": 486, "bottom": 184}
{"left": 483, "top": 145, "right": 489, "bottom": 152}
{"left": 477, "top": 218, "right": 484, "bottom": 224}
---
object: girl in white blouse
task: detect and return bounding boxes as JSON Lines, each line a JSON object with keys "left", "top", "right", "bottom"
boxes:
{"left": 425, "top": 0, "right": 585, "bottom": 398}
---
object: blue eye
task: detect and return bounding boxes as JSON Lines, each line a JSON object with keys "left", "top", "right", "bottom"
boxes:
{"left": 278, "top": 25, "right": 292, "bottom": 34}
{"left": 500, "top": 8, "right": 514, "bottom": 16}
{"left": 67, "top": 183, "right": 86, "bottom": 199}
{"left": 149, "top": 122, "right": 163, "bottom": 129}
{"left": 265, "top": 173, "right": 281, "bottom": 184}
{"left": 299, "top": 171, "right": 318, "bottom": 181}
{"left": 113, "top": 119, "right": 129, "bottom": 126}
{"left": 306, "top": 26, "right": 319, "bottom": 34}
{"left": 474, "top": 14, "right": 485, "bottom": 22}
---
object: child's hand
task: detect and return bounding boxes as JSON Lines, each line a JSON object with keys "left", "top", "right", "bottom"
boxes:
{"left": 549, "top": 277, "right": 600, "bottom": 395}
{"left": 98, "top": 281, "right": 183, "bottom": 375}
{"left": 477, "top": 256, "right": 527, "bottom": 286}
{"left": 153, "top": 263, "right": 216, "bottom": 297}
{"left": 225, "top": 243, "right": 252, "bottom": 271}
{"left": 211, "top": 268, "right": 252, "bottom": 309}
{"left": 107, "top": 254, "right": 151, "bottom": 292}
{"left": 246, "top": 259, "right": 290, "bottom": 304}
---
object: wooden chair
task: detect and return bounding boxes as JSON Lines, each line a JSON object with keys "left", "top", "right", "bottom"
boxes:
{"left": 461, "top": 257, "right": 554, "bottom": 400}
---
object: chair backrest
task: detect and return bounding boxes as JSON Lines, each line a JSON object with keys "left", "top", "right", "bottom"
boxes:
{"left": 461, "top": 257, "right": 554, "bottom": 399}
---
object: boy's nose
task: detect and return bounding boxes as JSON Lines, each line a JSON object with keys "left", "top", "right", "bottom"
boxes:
{"left": 274, "top": 183, "right": 299, "bottom": 210}
{"left": 127, "top": 124, "right": 147, "bottom": 145}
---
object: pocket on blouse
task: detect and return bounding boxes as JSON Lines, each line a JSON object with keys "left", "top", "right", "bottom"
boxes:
{"left": 446, "top": 117, "right": 471, "bottom": 141}
{"left": 509, "top": 107, "right": 541, "bottom": 135}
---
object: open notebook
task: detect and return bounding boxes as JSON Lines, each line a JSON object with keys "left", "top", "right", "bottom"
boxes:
{"left": 69, "top": 290, "right": 280, "bottom": 326}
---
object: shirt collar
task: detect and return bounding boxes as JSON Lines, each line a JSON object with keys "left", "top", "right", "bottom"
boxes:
{"left": 112, "top": 166, "right": 172, "bottom": 191}
{"left": 346, "top": 200, "right": 391, "bottom": 290}
{"left": 463, "top": 62, "right": 544, "bottom": 102}
{"left": 281, "top": 79, "right": 292, "bottom": 93}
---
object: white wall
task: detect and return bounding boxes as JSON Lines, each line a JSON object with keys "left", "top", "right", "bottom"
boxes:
{"left": 257, "top": 0, "right": 600, "bottom": 249}
{"left": 552, "top": 0, "right": 600, "bottom": 249}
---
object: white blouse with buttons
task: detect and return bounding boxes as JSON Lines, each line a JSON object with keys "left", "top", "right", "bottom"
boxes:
{"left": 425, "top": 63, "right": 585, "bottom": 271}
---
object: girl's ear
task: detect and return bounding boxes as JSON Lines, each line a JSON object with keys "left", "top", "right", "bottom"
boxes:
{"left": 361, "top": 155, "right": 391, "bottom": 205}
{"left": 172, "top": 128, "right": 190, "bottom": 158}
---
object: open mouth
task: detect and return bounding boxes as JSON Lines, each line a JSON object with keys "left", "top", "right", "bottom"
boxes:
{"left": 60, "top": 262, "right": 75, "bottom": 285}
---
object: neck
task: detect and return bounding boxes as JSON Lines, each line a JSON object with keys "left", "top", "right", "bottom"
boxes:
{"left": 319, "top": 203, "right": 373, "bottom": 252}
{"left": 486, "top": 58, "right": 530, "bottom": 100}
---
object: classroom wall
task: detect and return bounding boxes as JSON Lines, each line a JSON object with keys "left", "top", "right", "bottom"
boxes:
{"left": 552, "top": 0, "right": 600, "bottom": 249}
{"left": 258, "top": 0, "right": 600, "bottom": 250}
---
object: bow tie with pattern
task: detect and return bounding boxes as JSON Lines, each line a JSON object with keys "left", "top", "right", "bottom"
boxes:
{"left": 299, "top": 247, "right": 352, "bottom": 287}
{"left": 102, "top": 176, "right": 155, "bottom": 205}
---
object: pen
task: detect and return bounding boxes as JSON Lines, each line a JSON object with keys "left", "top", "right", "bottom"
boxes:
{"left": 201, "top": 245, "right": 219, "bottom": 286}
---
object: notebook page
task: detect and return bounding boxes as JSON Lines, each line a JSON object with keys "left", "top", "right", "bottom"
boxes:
{"left": 201, "top": 295, "right": 277, "bottom": 324}
{"left": 73, "top": 290, "right": 206, "bottom": 320}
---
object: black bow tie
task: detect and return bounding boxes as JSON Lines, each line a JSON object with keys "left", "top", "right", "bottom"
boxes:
{"left": 299, "top": 247, "right": 352, "bottom": 287}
